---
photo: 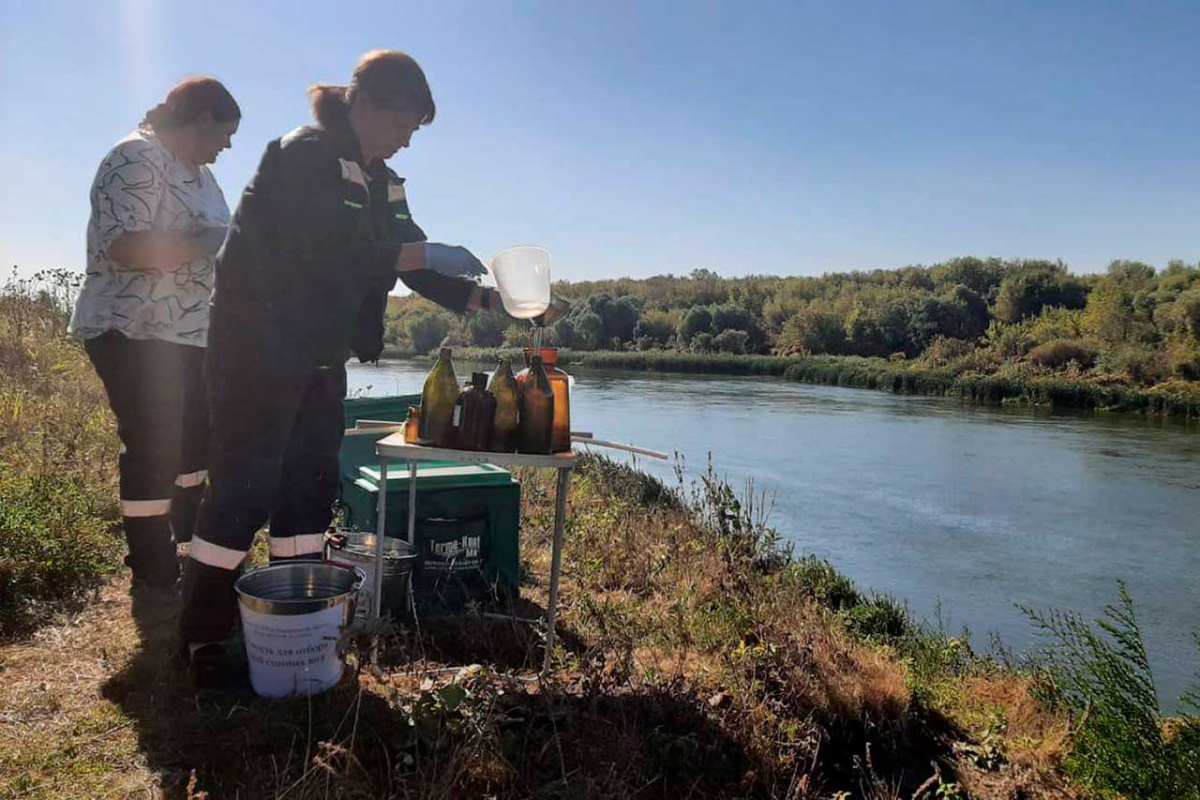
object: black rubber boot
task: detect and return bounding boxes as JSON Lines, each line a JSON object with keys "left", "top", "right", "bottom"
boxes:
{"left": 182, "top": 641, "right": 251, "bottom": 693}
{"left": 170, "top": 484, "right": 203, "bottom": 546}
{"left": 124, "top": 517, "right": 180, "bottom": 588}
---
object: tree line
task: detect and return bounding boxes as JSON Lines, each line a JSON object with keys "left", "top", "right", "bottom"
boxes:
{"left": 385, "top": 257, "right": 1200, "bottom": 387}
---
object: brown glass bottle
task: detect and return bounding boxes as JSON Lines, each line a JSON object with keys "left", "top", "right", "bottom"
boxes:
{"left": 516, "top": 353, "right": 555, "bottom": 454}
{"left": 451, "top": 372, "right": 496, "bottom": 451}
{"left": 487, "top": 359, "right": 520, "bottom": 452}
{"left": 418, "top": 347, "right": 458, "bottom": 447}
{"left": 525, "top": 347, "right": 571, "bottom": 452}
{"left": 403, "top": 406, "right": 421, "bottom": 444}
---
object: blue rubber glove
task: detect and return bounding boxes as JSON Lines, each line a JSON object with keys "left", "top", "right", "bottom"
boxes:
{"left": 423, "top": 243, "right": 487, "bottom": 279}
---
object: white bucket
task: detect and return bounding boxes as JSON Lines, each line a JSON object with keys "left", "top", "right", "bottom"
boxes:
{"left": 235, "top": 562, "right": 363, "bottom": 698}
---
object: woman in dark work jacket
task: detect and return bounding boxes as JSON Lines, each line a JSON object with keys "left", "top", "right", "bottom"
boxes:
{"left": 178, "top": 50, "right": 510, "bottom": 686}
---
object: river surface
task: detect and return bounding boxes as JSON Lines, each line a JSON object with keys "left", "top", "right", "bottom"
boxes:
{"left": 348, "top": 358, "right": 1200, "bottom": 708}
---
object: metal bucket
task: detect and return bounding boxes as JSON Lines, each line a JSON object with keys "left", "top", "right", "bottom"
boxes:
{"left": 235, "top": 561, "right": 363, "bottom": 698}
{"left": 325, "top": 531, "right": 418, "bottom": 621}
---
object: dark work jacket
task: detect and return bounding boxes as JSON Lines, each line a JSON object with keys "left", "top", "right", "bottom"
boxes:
{"left": 209, "top": 122, "right": 476, "bottom": 370}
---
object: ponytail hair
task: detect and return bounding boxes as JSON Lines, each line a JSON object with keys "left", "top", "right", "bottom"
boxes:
{"left": 307, "top": 84, "right": 351, "bottom": 126}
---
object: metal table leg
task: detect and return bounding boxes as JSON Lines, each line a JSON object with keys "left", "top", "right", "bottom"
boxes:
{"left": 406, "top": 460, "right": 418, "bottom": 615}
{"left": 542, "top": 467, "right": 572, "bottom": 677}
{"left": 373, "top": 457, "right": 388, "bottom": 620}
{"left": 406, "top": 460, "right": 418, "bottom": 545}
{"left": 374, "top": 458, "right": 420, "bottom": 621}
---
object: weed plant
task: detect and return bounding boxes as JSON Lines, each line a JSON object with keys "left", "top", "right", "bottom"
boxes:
{"left": 1024, "top": 583, "right": 1200, "bottom": 798}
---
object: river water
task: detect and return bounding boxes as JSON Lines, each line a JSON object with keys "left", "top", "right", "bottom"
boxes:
{"left": 347, "top": 358, "right": 1200, "bottom": 708}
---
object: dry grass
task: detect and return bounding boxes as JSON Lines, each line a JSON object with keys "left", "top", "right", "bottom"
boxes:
{"left": 0, "top": 275, "right": 1077, "bottom": 798}
{"left": 0, "top": 458, "right": 1080, "bottom": 798}
{"left": 0, "top": 283, "right": 117, "bottom": 482}
{"left": 0, "top": 275, "right": 122, "bottom": 634}
{"left": 954, "top": 674, "right": 1072, "bottom": 768}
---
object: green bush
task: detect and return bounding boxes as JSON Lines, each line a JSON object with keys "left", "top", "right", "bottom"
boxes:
{"left": 576, "top": 453, "right": 682, "bottom": 510}
{"left": 1025, "top": 306, "right": 1086, "bottom": 344}
{"left": 405, "top": 312, "right": 452, "bottom": 355}
{"left": 993, "top": 261, "right": 1087, "bottom": 323}
{"left": 465, "top": 311, "right": 507, "bottom": 348}
{"left": 1029, "top": 338, "right": 1098, "bottom": 369}
{"left": 844, "top": 594, "right": 912, "bottom": 641}
{"left": 985, "top": 320, "right": 1035, "bottom": 359}
{"left": 1168, "top": 344, "right": 1200, "bottom": 381}
{"left": 676, "top": 305, "right": 713, "bottom": 345}
{"left": 920, "top": 335, "right": 976, "bottom": 366}
{"left": 631, "top": 308, "right": 679, "bottom": 346}
{"left": 782, "top": 556, "right": 863, "bottom": 611}
{"left": 1099, "top": 343, "right": 1169, "bottom": 385}
{"left": 777, "top": 306, "right": 846, "bottom": 354}
{"left": 712, "top": 328, "right": 749, "bottom": 354}
{"left": 0, "top": 471, "right": 121, "bottom": 635}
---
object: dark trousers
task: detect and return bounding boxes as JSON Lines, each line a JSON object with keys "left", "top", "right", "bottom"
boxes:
{"left": 179, "top": 352, "right": 347, "bottom": 644}
{"left": 84, "top": 331, "right": 208, "bottom": 584}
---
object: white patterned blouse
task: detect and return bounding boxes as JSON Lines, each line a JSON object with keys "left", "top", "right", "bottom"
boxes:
{"left": 70, "top": 130, "right": 230, "bottom": 347}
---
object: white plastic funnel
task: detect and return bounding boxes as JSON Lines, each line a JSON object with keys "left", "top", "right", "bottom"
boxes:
{"left": 489, "top": 246, "right": 551, "bottom": 320}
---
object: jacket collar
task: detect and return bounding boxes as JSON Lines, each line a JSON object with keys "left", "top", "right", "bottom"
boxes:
{"left": 322, "top": 116, "right": 397, "bottom": 181}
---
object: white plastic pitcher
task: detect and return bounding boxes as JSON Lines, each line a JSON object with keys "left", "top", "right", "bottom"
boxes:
{"left": 489, "top": 246, "right": 551, "bottom": 320}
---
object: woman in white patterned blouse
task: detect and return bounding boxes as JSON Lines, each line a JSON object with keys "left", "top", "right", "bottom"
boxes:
{"left": 70, "top": 77, "right": 240, "bottom": 589}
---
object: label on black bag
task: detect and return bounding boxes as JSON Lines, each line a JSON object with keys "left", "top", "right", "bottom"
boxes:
{"left": 418, "top": 517, "right": 491, "bottom": 611}
{"left": 426, "top": 534, "right": 482, "bottom": 571}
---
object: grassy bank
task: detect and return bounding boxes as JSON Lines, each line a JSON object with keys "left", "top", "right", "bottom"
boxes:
{"left": 1, "top": 451, "right": 1079, "bottom": 799}
{"left": 6, "top": 279, "right": 1200, "bottom": 798}
{"left": 437, "top": 347, "right": 1200, "bottom": 419}
{"left": 0, "top": 277, "right": 1067, "bottom": 797}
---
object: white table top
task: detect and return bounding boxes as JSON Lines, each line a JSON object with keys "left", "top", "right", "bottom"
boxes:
{"left": 375, "top": 431, "right": 577, "bottom": 469}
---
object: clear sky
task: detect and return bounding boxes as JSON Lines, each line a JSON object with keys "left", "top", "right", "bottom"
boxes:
{"left": 2, "top": 0, "right": 1199, "bottom": 285}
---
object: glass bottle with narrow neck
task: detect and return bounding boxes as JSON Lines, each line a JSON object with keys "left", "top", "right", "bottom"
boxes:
{"left": 452, "top": 372, "right": 496, "bottom": 451}
{"left": 516, "top": 353, "right": 554, "bottom": 454}
{"left": 487, "top": 358, "right": 520, "bottom": 452}
{"left": 419, "top": 347, "right": 458, "bottom": 447}
{"left": 525, "top": 347, "right": 571, "bottom": 452}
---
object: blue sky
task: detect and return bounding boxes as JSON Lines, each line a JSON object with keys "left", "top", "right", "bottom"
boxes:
{"left": 3, "top": 0, "right": 1199, "bottom": 285}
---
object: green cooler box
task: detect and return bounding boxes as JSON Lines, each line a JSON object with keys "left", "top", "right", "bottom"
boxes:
{"left": 341, "top": 395, "right": 521, "bottom": 607}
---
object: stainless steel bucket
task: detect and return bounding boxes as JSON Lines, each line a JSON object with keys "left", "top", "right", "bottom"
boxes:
{"left": 235, "top": 561, "right": 364, "bottom": 617}
{"left": 234, "top": 561, "right": 365, "bottom": 698}
{"left": 324, "top": 531, "right": 418, "bottom": 619}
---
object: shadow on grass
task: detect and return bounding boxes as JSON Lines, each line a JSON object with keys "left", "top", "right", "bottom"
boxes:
{"left": 102, "top": 591, "right": 757, "bottom": 798}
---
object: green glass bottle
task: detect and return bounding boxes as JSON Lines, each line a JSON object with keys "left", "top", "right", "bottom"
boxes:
{"left": 419, "top": 347, "right": 458, "bottom": 447}
{"left": 487, "top": 358, "right": 520, "bottom": 452}
{"left": 516, "top": 353, "right": 555, "bottom": 454}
